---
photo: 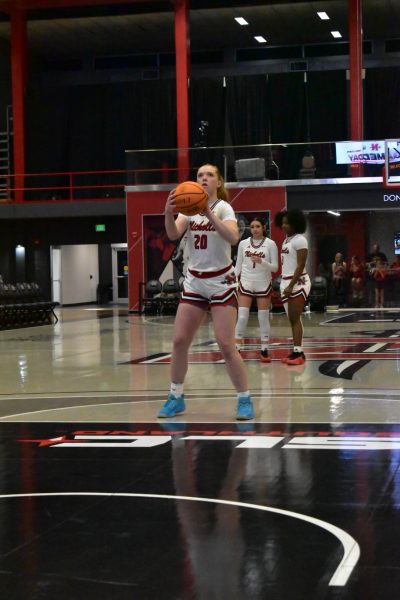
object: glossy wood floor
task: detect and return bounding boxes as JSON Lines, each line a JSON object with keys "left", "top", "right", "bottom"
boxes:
{"left": 0, "top": 306, "right": 399, "bottom": 599}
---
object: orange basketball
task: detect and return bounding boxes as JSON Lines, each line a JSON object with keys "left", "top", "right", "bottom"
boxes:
{"left": 173, "top": 181, "right": 208, "bottom": 216}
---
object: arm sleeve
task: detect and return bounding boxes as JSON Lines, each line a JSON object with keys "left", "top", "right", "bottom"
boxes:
{"left": 234, "top": 241, "right": 244, "bottom": 276}
{"left": 261, "top": 240, "right": 279, "bottom": 273}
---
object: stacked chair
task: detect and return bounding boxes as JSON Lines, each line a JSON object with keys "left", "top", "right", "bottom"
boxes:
{"left": 0, "top": 282, "right": 58, "bottom": 329}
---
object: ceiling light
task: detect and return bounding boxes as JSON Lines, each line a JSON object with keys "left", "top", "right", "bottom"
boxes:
{"left": 331, "top": 31, "right": 342, "bottom": 38}
{"left": 327, "top": 210, "right": 341, "bottom": 216}
{"left": 254, "top": 36, "right": 267, "bottom": 43}
{"left": 317, "top": 12, "right": 330, "bottom": 20}
{"left": 235, "top": 17, "right": 248, "bottom": 26}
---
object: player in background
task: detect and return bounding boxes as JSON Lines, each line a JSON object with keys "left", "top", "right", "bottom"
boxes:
{"left": 234, "top": 216, "right": 278, "bottom": 362}
{"left": 158, "top": 163, "right": 254, "bottom": 420}
{"left": 274, "top": 209, "right": 311, "bottom": 365}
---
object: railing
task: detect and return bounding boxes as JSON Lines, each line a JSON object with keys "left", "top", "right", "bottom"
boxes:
{"left": 125, "top": 140, "right": 387, "bottom": 187}
{"left": 0, "top": 139, "right": 394, "bottom": 202}
{"left": 0, "top": 169, "right": 131, "bottom": 203}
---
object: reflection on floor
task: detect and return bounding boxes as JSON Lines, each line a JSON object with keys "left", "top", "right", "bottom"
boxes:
{"left": 0, "top": 306, "right": 399, "bottom": 598}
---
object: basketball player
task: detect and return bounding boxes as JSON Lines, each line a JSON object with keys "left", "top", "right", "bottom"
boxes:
{"left": 234, "top": 216, "right": 278, "bottom": 362}
{"left": 158, "top": 164, "right": 254, "bottom": 420}
{"left": 274, "top": 209, "right": 311, "bottom": 365}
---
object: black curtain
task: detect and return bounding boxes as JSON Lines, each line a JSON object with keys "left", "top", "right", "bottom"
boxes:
{"left": 268, "top": 72, "right": 306, "bottom": 144}
{"left": 365, "top": 66, "right": 400, "bottom": 139}
{"left": 25, "top": 80, "right": 176, "bottom": 193}
{"left": 225, "top": 75, "right": 269, "bottom": 180}
{"left": 308, "top": 71, "right": 347, "bottom": 141}
{"left": 189, "top": 77, "right": 225, "bottom": 147}
{"left": 267, "top": 72, "right": 306, "bottom": 178}
{"left": 226, "top": 74, "right": 269, "bottom": 146}
{"left": 308, "top": 70, "right": 347, "bottom": 178}
{"left": 189, "top": 77, "right": 226, "bottom": 176}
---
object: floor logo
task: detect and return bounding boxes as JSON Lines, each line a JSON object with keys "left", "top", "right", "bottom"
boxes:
{"left": 126, "top": 331, "right": 400, "bottom": 380}
{"left": 19, "top": 428, "right": 400, "bottom": 450}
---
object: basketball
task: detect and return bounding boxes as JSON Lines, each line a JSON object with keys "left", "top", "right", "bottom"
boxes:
{"left": 173, "top": 181, "right": 208, "bottom": 216}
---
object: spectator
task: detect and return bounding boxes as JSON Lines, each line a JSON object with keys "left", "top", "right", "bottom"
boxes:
{"left": 331, "top": 252, "right": 347, "bottom": 307}
{"left": 371, "top": 256, "right": 387, "bottom": 308}
{"left": 349, "top": 255, "right": 365, "bottom": 304}
{"left": 367, "top": 243, "right": 387, "bottom": 264}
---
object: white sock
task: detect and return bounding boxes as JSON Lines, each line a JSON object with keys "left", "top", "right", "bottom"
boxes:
{"left": 237, "top": 390, "right": 250, "bottom": 400}
{"left": 235, "top": 307, "right": 250, "bottom": 341}
{"left": 258, "top": 309, "right": 270, "bottom": 350}
{"left": 170, "top": 382, "right": 184, "bottom": 398}
{"left": 293, "top": 346, "right": 302, "bottom": 353}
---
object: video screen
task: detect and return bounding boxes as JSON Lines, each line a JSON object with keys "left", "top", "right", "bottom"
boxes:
{"left": 395, "top": 231, "right": 400, "bottom": 255}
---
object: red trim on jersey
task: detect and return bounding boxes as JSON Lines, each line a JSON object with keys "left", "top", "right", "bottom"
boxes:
{"left": 180, "top": 286, "right": 237, "bottom": 309}
{"left": 188, "top": 263, "right": 232, "bottom": 279}
{"left": 239, "top": 281, "right": 272, "bottom": 298}
{"left": 282, "top": 272, "right": 307, "bottom": 280}
{"left": 281, "top": 288, "right": 308, "bottom": 303}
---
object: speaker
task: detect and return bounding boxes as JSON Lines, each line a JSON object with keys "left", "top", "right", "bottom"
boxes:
{"left": 235, "top": 158, "right": 265, "bottom": 182}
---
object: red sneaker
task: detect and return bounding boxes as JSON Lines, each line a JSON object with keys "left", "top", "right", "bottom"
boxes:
{"left": 286, "top": 352, "right": 305, "bottom": 365}
{"left": 259, "top": 349, "right": 271, "bottom": 363}
{"left": 281, "top": 352, "right": 295, "bottom": 364}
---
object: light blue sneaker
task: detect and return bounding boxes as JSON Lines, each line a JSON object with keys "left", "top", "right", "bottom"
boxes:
{"left": 236, "top": 395, "right": 255, "bottom": 420}
{"left": 158, "top": 394, "right": 186, "bottom": 418}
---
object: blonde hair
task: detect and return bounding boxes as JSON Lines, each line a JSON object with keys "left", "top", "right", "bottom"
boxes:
{"left": 199, "top": 164, "right": 229, "bottom": 202}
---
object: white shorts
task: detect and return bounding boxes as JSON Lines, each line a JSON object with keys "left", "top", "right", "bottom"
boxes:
{"left": 181, "top": 265, "right": 238, "bottom": 309}
{"left": 239, "top": 277, "right": 272, "bottom": 298}
{"left": 280, "top": 274, "right": 311, "bottom": 304}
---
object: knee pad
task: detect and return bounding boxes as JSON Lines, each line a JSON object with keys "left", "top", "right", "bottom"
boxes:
{"left": 235, "top": 307, "right": 250, "bottom": 338}
{"left": 258, "top": 309, "right": 270, "bottom": 341}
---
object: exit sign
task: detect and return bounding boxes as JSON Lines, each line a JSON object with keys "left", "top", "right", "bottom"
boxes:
{"left": 95, "top": 224, "right": 106, "bottom": 232}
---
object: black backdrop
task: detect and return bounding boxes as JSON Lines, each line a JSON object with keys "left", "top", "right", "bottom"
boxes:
{"left": 23, "top": 67, "right": 400, "bottom": 176}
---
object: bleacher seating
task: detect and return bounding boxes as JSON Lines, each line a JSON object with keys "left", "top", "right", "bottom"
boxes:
{"left": 0, "top": 282, "right": 58, "bottom": 329}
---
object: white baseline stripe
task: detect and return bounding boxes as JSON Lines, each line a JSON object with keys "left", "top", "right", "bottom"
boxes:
{"left": 0, "top": 492, "right": 359, "bottom": 587}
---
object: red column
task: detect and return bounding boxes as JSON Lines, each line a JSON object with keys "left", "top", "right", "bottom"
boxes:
{"left": 174, "top": 0, "right": 190, "bottom": 181}
{"left": 11, "top": 8, "right": 27, "bottom": 202}
{"left": 348, "top": 0, "right": 363, "bottom": 177}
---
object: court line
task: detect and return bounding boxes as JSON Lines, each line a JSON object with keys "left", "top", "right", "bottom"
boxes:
{"left": 2, "top": 394, "right": 400, "bottom": 421}
{"left": 0, "top": 492, "right": 359, "bottom": 587}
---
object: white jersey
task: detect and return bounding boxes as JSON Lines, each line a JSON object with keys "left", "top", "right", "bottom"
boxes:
{"left": 234, "top": 237, "right": 278, "bottom": 283}
{"left": 281, "top": 234, "right": 308, "bottom": 277}
{"left": 182, "top": 200, "right": 235, "bottom": 273}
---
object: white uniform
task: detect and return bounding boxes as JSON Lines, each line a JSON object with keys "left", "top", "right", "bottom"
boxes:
{"left": 280, "top": 233, "right": 311, "bottom": 303}
{"left": 180, "top": 200, "right": 238, "bottom": 307}
{"left": 235, "top": 237, "right": 278, "bottom": 296}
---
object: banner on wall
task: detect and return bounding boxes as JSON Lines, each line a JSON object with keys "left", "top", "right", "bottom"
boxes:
{"left": 335, "top": 140, "right": 400, "bottom": 164}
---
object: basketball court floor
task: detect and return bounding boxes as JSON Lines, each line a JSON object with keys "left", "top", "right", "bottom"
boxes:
{"left": 1, "top": 305, "right": 399, "bottom": 599}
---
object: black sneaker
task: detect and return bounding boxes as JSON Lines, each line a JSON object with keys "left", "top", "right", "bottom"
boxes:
{"left": 259, "top": 349, "right": 271, "bottom": 363}
{"left": 286, "top": 351, "right": 305, "bottom": 365}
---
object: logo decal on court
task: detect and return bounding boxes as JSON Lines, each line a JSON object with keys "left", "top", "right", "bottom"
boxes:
{"left": 125, "top": 331, "right": 400, "bottom": 380}
{"left": 19, "top": 426, "right": 400, "bottom": 450}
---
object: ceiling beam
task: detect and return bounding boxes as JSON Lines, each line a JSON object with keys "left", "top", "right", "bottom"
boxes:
{"left": 0, "top": 0, "right": 163, "bottom": 13}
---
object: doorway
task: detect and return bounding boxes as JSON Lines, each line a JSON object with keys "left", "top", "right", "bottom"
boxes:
{"left": 50, "top": 244, "right": 99, "bottom": 305}
{"left": 111, "top": 243, "right": 128, "bottom": 304}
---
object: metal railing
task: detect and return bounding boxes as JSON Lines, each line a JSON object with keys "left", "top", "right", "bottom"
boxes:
{"left": 0, "top": 139, "right": 392, "bottom": 202}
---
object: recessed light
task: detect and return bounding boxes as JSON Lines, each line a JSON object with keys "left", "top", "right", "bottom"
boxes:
{"left": 254, "top": 36, "right": 267, "bottom": 43}
{"left": 317, "top": 12, "right": 330, "bottom": 20}
{"left": 331, "top": 31, "right": 342, "bottom": 38}
{"left": 235, "top": 17, "right": 249, "bottom": 26}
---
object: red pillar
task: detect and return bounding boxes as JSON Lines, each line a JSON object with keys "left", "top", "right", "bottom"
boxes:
{"left": 11, "top": 8, "right": 27, "bottom": 202}
{"left": 174, "top": 0, "right": 190, "bottom": 181}
{"left": 348, "top": 0, "right": 363, "bottom": 177}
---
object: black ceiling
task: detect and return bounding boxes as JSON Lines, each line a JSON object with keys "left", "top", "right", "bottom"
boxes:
{"left": 0, "top": 1, "right": 399, "bottom": 61}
